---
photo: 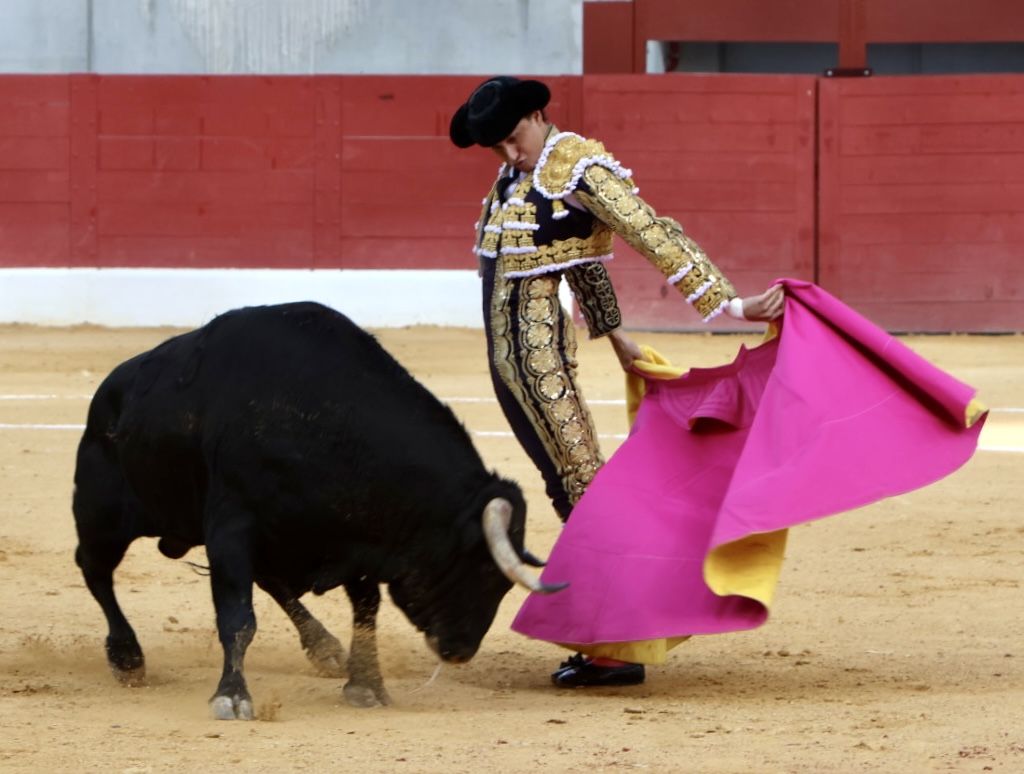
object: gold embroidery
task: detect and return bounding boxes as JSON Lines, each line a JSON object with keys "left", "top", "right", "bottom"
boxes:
{"left": 565, "top": 261, "right": 622, "bottom": 338}
{"left": 527, "top": 276, "right": 558, "bottom": 298}
{"left": 478, "top": 176, "right": 537, "bottom": 259}
{"left": 479, "top": 225, "right": 500, "bottom": 258}
{"left": 538, "top": 372, "right": 567, "bottom": 400}
{"left": 535, "top": 133, "right": 618, "bottom": 197}
{"left": 475, "top": 135, "right": 619, "bottom": 279}
{"left": 525, "top": 297, "right": 553, "bottom": 322}
{"left": 501, "top": 231, "right": 613, "bottom": 276}
{"left": 489, "top": 270, "right": 604, "bottom": 508}
{"left": 576, "top": 165, "right": 737, "bottom": 320}
{"left": 527, "top": 348, "right": 558, "bottom": 374}
{"left": 560, "top": 419, "right": 586, "bottom": 444}
{"left": 525, "top": 322, "right": 553, "bottom": 348}
{"left": 551, "top": 397, "right": 577, "bottom": 423}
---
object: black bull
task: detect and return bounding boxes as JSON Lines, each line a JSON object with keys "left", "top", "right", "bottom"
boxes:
{"left": 72, "top": 302, "right": 561, "bottom": 719}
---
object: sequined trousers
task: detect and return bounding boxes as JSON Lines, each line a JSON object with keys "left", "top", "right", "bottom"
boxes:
{"left": 482, "top": 259, "right": 604, "bottom": 521}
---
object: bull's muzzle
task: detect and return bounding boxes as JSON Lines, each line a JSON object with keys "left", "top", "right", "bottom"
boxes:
{"left": 482, "top": 499, "right": 568, "bottom": 594}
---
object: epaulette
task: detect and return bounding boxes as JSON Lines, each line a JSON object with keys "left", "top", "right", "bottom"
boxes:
{"left": 532, "top": 132, "right": 634, "bottom": 201}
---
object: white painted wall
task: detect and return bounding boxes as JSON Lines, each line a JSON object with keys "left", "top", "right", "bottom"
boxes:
{"left": 0, "top": 268, "right": 575, "bottom": 328}
{"left": 0, "top": 0, "right": 583, "bottom": 74}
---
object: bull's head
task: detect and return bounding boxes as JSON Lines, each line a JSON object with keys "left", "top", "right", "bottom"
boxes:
{"left": 388, "top": 480, "right": 565, "bottom": 664}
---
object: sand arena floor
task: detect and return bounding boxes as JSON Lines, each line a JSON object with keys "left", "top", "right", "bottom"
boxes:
{"left": 1, "top": 323, "right": 1022, "bottom": 773}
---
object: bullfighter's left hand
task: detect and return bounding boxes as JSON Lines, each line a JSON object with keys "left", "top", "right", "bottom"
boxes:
{"left": 742, "top": 284, "right": 785, "bottom": 322}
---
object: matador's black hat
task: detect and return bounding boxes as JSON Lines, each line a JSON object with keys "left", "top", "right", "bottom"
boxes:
{"left": 449, "top": 76, "right": 551, "bottom": 148}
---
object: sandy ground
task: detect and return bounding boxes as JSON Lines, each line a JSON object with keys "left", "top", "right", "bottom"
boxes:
{"left": 1, "top": 322, "right": 1022, "bottom": 773}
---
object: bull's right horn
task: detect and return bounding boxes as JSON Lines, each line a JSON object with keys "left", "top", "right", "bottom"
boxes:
{"left": 482, "top": 498, "right": 568, "bottom": 594}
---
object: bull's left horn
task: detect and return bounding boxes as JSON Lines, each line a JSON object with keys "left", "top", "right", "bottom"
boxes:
{"left": 482, "top": 498, "right": 568, "bottom": 594}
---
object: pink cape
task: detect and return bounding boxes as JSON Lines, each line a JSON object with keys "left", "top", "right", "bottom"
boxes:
{"left": 512, "top": 279, "right": 985, "bottom": 647}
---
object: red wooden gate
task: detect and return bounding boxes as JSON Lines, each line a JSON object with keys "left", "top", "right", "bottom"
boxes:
{"left": 819, "top": 75, "right": 1024, "bottom": 331}
{"left": 1, "top": 73, "right": 1022, "bottom": 330}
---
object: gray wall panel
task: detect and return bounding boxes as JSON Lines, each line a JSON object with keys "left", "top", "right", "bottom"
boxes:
{"left": 0, "top": 0, "right": 89, "bottom": 72}
{"left": 4, "top": 0, "right": 582, "bottom": 74}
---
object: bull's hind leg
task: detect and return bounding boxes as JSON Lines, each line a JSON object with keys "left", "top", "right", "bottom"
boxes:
{"left": 73, "top": 443, "right": 146, "bottom": 686}
{"left": 74, "top": 538, "right": 145, "bottom": 685}
{"left": 256, "top": 578, "right": 346, "bottom": 678}
{"left": 342, "top": 578, "right": 391, "bottom": 707}
{"left": 205, "top": 505, "right": 257, "bottom": 720}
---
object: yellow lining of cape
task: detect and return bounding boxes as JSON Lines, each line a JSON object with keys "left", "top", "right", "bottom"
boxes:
{"left": 561, "top": 327, "right": 785, "bottom": 664}
{"left": 559, "top": 322, "right": 981, "bottom": 664}
{"left": 965, "top": 397, "right": 987, "bottom": 428}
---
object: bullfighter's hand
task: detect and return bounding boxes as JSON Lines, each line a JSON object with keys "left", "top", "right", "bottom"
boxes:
{"left": 742, "top": 284, "right": 785, "bottom": 322}
{"left": 608, "top": 328, "right": 644, "bottom": 372}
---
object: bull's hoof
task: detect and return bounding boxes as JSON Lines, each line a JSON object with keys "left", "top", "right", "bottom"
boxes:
{"left": 210, "top": 695, "right": 255, "bottom": 721}
{"left": 305, "top": 635, "right": 346, "bottom": 678}
{"left": 106, "top": 637, "right": 145, "bottom": 686}
{"left": 343, "top": 681, "right": 391, "bottom": 708}
{"left": 111, "top": 663, "right": 146, "bottom": 687}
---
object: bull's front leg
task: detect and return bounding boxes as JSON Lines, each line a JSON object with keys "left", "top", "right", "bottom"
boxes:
{"left": 342, "top": 579, "right": 391, "bottom": 707}
{"left": 256, "top": 577, "right": 346, "bottom": 678}
{"left": 205, "top": 513, "right": 257, "bottom": 720}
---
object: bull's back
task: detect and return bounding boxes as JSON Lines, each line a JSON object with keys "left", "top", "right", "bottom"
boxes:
{"left": 96, "top": 302, "right": 404, "bottom": 431}
{"left": 189, "top": 303, "right": 485, "bottom": 512}
{"left": 80, "top": 302, "right": 483, "bottom": 536}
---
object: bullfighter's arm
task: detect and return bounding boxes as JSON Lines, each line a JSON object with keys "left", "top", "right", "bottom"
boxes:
{"left": 563, "top": 261, "right": 622, "bottom": 339}
{"left": 532, "top": 132, "right": 739, "bottom": 321}
{"left": 573, "top": 166, "right": 738, "bottom": 322}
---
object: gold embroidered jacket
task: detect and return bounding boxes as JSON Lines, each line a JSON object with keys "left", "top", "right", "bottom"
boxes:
{"left": 474, "top": 128, "right": 738, "bottom": 321}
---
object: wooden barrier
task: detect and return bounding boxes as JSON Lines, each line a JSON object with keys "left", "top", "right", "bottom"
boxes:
{"left": 0, "top": 73, "right": 1021, "bottom": 330}
{"left": 582, "top": 74, "right": 816, "bottom": 329}
{"left": 819, "top": 75, "right": 1024, "bottom": 331}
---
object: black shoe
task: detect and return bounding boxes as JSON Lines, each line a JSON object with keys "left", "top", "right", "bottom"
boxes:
{"left": 551, "top": 656, "right": 645, "bottom": 687}
{"left": 552, "top": 652, "right": 588, "bottom": 676}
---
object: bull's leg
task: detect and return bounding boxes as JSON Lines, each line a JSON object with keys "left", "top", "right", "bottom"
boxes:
{"left": 256, "top": 578, "right": 346, "bottom": 678}
{"left": 72, "top": 443, "right": 146, "bottom": 686}
{"left": 74, "top": 538, "right": 145, "bottom": 685}
{"left": 205, "top": 513, "right": 257, "bottom": 720}
{"left": 342, "top": 579, "right": 391, "bottom": 707}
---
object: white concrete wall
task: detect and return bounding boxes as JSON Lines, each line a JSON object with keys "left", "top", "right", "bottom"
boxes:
{"left": 0, "top": 0, "right": 583, "bottom": 74}
{"left": 0, "top": 268, "right": 575, "bottom": 329}
{"left": 0, "top": 268, "right": 479, "bottom": 328}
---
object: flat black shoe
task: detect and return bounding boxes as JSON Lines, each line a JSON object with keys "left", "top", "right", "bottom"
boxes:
{"left": 551, "top": 652, "right": 588, "bottom": 680}
{"left": 552, "top": 660, "right": 645, "bottom": 688}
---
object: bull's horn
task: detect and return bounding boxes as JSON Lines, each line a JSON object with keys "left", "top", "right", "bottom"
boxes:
{"left": 520, "top": 549, "right": 546, "bottom": 568}
{"left": 482, "top": 498, "right": 568, "bottom": 594}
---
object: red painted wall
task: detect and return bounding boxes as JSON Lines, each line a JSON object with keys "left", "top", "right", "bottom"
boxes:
{"left": 583, "top": 1, "right": 634, "bottom": 75}
{"left": 89, "top": 76, "right": 319, "bottom": 268}
{"left": 1, "top": 73, "right": 1022, "bottom": 330}
{"left": 819, "top": 75, "right": 1024, "bottom": 332}
{"left": 336, "top": 75, "right": 581, "bottom": 269}
{"left": 582, "top": 74, "right": 817, "bottom": 330}
{"left": 0, "top": 77, "right": 70, "bottom": 264}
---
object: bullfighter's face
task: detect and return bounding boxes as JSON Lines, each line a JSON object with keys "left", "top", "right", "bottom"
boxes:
{"left": 489, "top": 110, "right": 548, "bottom": 174}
